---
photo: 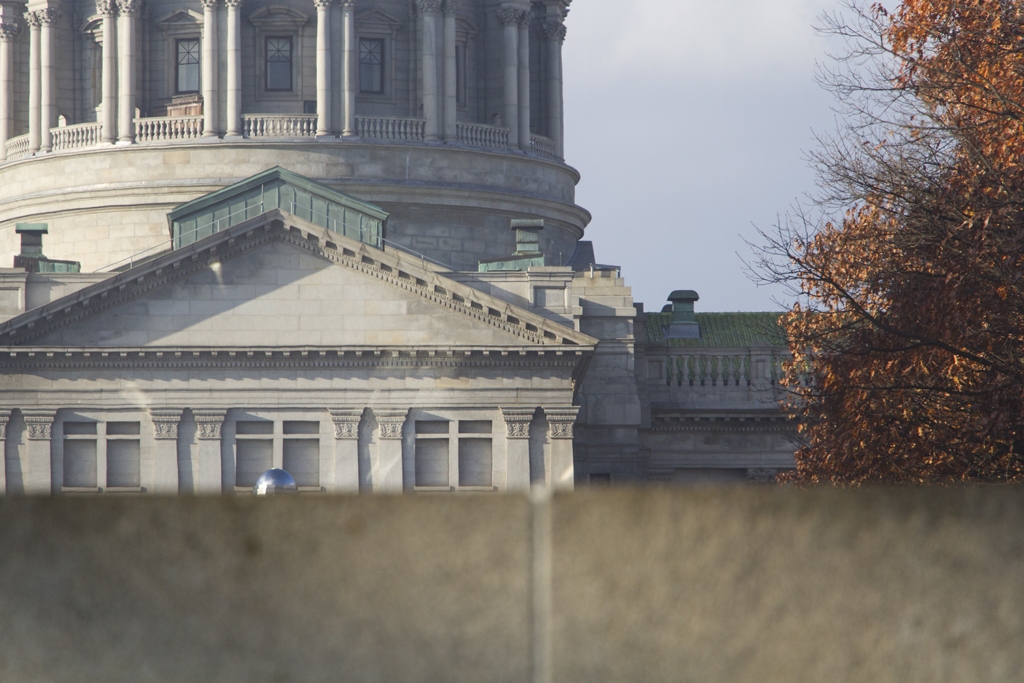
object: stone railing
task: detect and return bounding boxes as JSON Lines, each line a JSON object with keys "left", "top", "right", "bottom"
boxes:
{"left": 51, "top": 122, "right": 103, "bottom": 152}
{"left": 243, "top": 114, "right": 317, "bottom": 138}
{"left": 3, "top": 134, "right": 30, "bottom": 161}
{"left": 530, "top": 134, "right": 556, "bottom": 160}
{"left": 457, "top": 122, "right": 509, "bottom": 149}
{"left": 135, "top": 115, "right": 204, "bottom": 142}
{"left": 648, "top": 351, "right": 790, "bottom": 401}
{"left": 355, "top": 116, "right": 425, "bottom": 141}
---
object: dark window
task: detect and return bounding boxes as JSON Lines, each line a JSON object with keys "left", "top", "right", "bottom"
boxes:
{"left": 266, "top": 36, "right": 292, "bottom": 91}
{"left": 176, "top": 38, "right": 200, "bottom": 94}
{"left": 359, "top": 38, "right": 384, "bottom": 94}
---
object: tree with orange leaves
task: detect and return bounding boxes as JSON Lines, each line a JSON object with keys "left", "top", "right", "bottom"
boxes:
{"left": 755, "top": 0, "right": 1024, "bottom": 483}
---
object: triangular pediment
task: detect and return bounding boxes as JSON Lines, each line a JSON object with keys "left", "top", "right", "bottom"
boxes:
{"left": 0, "top": 210, "right": 597, "bottom": 351}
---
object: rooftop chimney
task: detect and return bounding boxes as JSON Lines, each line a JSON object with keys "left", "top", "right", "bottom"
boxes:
{"left": 13, "top": 224, "right": 81, "bottom": 273}
{"left": 666, "top": 289, "right": 700, "bottom": 339}
{"left": 510, "top": 218, "right": 544, "bottom": 256}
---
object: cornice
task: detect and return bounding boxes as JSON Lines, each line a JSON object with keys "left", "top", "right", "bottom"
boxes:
{"left": 0, "top": 209, "right": 598, "bottom": 349}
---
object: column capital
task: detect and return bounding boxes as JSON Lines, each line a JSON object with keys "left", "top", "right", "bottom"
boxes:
{"left": 541, "top": 20, "right": 566, "bottom": 42}
{"left": 115, "top": 0, "right": 142, "bottom": 16}
{"left": 374, "top": 409, "right": 408, "bottom": 440}
{"left": 95, "top": 0, "right": 117, "bottom": 16}
{"left": 150, "top": 408, "right": 183, "bottom": 440}
{"left": 313, "top": 0, "right": 333, "bottom": 10}
{"left": 339, "top": 0, "right": 357, "bottom": 8}
{"left": 193, "top": 410, "right": 225, "bottom": 440}
{"left": 200, "top": 0, "right": 218, "bottom": 10}
{"left": 329, "top": 409, "right": 362, "bottom": 440}
{"left": 544, "top": 406, "right": 579, "bottom": 440}
{"left": 224, "top": 0, "right": 244, "bottom": 8}
{"left": 441, "top": 0, "right": 459, "bottom": 17}
{"left": 0, "top": 21, "right": 22, "bottom": 39}
{"left": 0, "top": 409, "right": 11, "bottom": 440}
{"left": 416, "top": 0, "right": 442, "bottom": 14}
{"left": 501, "top": 407, "right": 535, "bottom": 439}
{"left": 496, "top": 6, "right": 524, "bottom": 27}
{"left": 23, "top": 410, "right": 55, "bottom": 441}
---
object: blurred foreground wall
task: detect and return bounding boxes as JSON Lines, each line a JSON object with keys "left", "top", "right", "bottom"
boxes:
{"left": 0, "top": 488, "right": 1021, "bottom": 683}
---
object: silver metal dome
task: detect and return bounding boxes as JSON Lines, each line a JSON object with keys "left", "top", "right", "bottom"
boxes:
{"left": 253, "top": 468, "right": 298, "bottom": 496}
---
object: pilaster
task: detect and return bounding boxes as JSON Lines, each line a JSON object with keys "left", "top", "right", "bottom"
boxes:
{"left": 330, "top": 409, "right": 361, "bottom": 493}
{"left": 22, "top": 409, "right": 54, "bottom": 494}
{"left": 374, "top": 408, "right": 407, "bottom": 492}
{"left": 501, "top": 407, "right": 533, "bottom": 492}
{"left": 192, "top": 410, "right": 224, "bottom": 494}
{"left": 0, "top": 409, "right": 10, "bottom": 493}
{"left": 545, "top": 406, "right": 578, "bottom": 491}
{"left": 150, "top": 408, "right": 181, "bottom": 494}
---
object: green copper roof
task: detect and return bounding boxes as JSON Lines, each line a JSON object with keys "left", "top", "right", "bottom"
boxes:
{"left": 644, "top": 312, "right": 788, "bottom": 348}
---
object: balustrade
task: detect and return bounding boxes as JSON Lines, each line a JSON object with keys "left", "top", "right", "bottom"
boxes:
{"left": 50, "top": 122, "right": 102, "bottom": 152}
{"left": 457, "top": 122, "right": 509, "bottom": 149}
{"left": 355, "top": 116, "right": 425, "bottom": 141}
{"left": 135, "top": 115, "right": 204, "bottom": 142}
{"left": 530, "top": 134, "right": 556, "bottom": 159}
{"left": 653, "top": 352, "right": 789, "bottom": 397}
{"left": 243, "top": 114, "right": 316, "bottom": 138}
{"left": 3, "top": 134, "right": 29, "bottom": 160}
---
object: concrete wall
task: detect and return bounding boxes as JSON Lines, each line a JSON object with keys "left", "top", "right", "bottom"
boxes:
{"left": 1, "top": 487, "right": 1020, "bottom": 682}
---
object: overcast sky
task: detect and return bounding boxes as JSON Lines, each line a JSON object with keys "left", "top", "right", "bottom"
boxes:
{"left": 562, "top": 0, "right": 844, "bottom": 313}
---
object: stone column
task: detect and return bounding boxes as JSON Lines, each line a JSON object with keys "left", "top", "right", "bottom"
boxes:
{"left": 517, "top": 12, "right": 530, "bottom": 151}
{"left": 98, "top": 0, "right": 117, "bottom": 144}
{"left": 150, "top": 409, "right": 182, "bottom": 495}
{"left": 22, "top": 410, "right": 54, "bottom": 494}
{"left": 497, "top": 6, "right": 522, "bottom": 149}
{"left": 0, "top": 409, "right": 11, "bottom": 493}
{"left": 542, "top": 19, "right": 565, "bottom": 159}
{"left": 545, "top": 406, "right": 578, "bottom": 491}
{"left": 330, "top": 409, "right": 361, "bottom": 493}
{"left": 224, "top": 0, "right": 242, "bottom": 137}
{"left": 501, "top": 407, "right": 533, "bottom": 492}
{"left": 418, "top": 0, "right": 441, "bottom": 141}
{"left": 25, "top": 10, "right": 41, "bottom": 154}
{"left": 340, "top": 0, "right": 356, "bottom": 136}
{"left": 374, "top": 409, "right": 407, "bottom": 492}
{"left": 441, "top": 0, "right": 457, "bottom": 142}
{"left": 38, "top": 6, "right": 59, "bottom": 153}
{"left": 329, "top": 0, "right": 341, "bottom": 135}
{"left": 314, "top": 0, "right": 331, "bottom": 138}
{"left": 201, "top": 0, "right": 219, "bottom": 137}
{"left": 193, "top": 410, "right": 225, "bottom": 494}
{"left": 116, "top": 0, "right": 139, "bottom": 143}
{"left": 0, "top": 20, "right": 21, "bottom": 162}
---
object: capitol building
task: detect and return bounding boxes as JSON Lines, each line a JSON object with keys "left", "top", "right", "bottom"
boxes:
{"left": 0, "top": 0, "right": 794, "bottom": 495}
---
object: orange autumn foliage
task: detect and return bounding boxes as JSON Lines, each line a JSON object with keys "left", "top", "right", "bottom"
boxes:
{"left": 774, "top": 0, "right": 1024, "bottom": 483}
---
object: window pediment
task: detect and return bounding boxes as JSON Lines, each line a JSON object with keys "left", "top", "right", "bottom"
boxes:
{"left": 155, "top": 9, "right": 203, "bottom": 35}
{"left": 249, "top": 5, "right": 309, "bottom": 32}
{"left": 355, "top": 8, "right": 401, "bottom": 33}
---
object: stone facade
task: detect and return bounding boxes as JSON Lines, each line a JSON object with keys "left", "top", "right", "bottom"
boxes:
{"left": 0, "top": 0, "right": 795, "bottom": 494}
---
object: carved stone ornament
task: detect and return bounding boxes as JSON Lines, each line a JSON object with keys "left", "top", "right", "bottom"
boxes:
{"left": 747, "top": 468, "right": 778, "bottom": 484}
{"left": 116, "top": 0, "right": 142, "bottom": 16}
{"left": 200, "top": 0, "right": 219, "bottom": 10}
{"left": 313, "top": 0, "right": 333, "bottom": 10}
{"left": 501, "top": 407, "right": 534, "bottom": 439}
{"left": 545, "top": 406, "right": 579, "bottom": 440}
{"left": 441, "top": 0, "right": 460, "bottom": 16}
{"left": 417, "top": 0, "right": 443, "bottom": 14}
{"left": 496, "top": 7, "right": 524, "bottom": 26}
{"left": 541, "top": 20, "right": 566, "bottom": 42}
{"left": 329, "top": 409, "right": 362, "bottom": 440}
{"left": 95, "top": 0, "right": 117, "bottom": 16}
{"left": 37, "top": 7, "right": 62, "bottom": 25}
{"left": 223, "top": 0, "right": 244, "bottom": 9}
{"left": 0, "top": 22, "right": 23, "bottom": 39}
{"left": 23, "top": 11, "right": 45, "bottom": 28}
{"left": 0, "top": 410, "right": 11, "bottom": 440}
{"left": 24, "top": 412, "right": 55, "bottom": 441}
{"left": 339, "top": 0, "right": 357, "bottom": 9}
{"left": 150, "top": 409, "right": 182, "bottom": 441}
{"left": 194, "top": 412, "right": 225, "bottom": 440}
{"left": 374, "top": 409, "right": 408, "bottom": 440}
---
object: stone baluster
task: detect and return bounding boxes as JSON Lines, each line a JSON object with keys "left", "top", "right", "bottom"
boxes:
{"left": 544, "top": 406, "right": 578, "bottom": 491}
{"left": 374, "top": 408, "right": 407, "bottom": 492}
{"left": 442, "top": 0, "right": 458, "bottom": 142}
{"left": 340, "top": 0, "right": 356, "bottom": 136}
{"left": 22, "top": 410, "right": 55, "bottom": 494}
{"left": 497, "top": 6, "right": 523, "bottom": 149}
{"left": 192, "top": 410, "right": 225, "bottom": 493}
{"left": 150, "top": 409, "right": 182, "bottom": 494}
{"left": 542, "top": 19, "right": 566, "bottom": 160}
{"left": 117, "top": 0, "right": 139, "bottom": 143}
{"left": 0, "top": 19, "right": 21, "bottom": 162}
{"left": 517, "top": 10, "right": 530, "bottom": 151}
{"left": 314, "top": 0, "right": 332, "bottom": 138}
{"left": 200, "top": 0, "right": 219, "bottom": 137}
{"left": 24, "top": 10, "right": 42, "bottom": 154}
{"left": 224, "top": 0, "right": 242, "bottom": 137}
{"left": 418, "top": 0, "right": 441, "bottom": 141}
{"left": 501, "top": 407, "right": 534, "bottom": 492}
{"left": 97, "top": 0, "right": 117, "bottom": 144}
{"left": 38, "top": 6, "right": 59, "bottom": 153}
{"left": 330, "top": 409, "right": 361, "bottom": 493}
